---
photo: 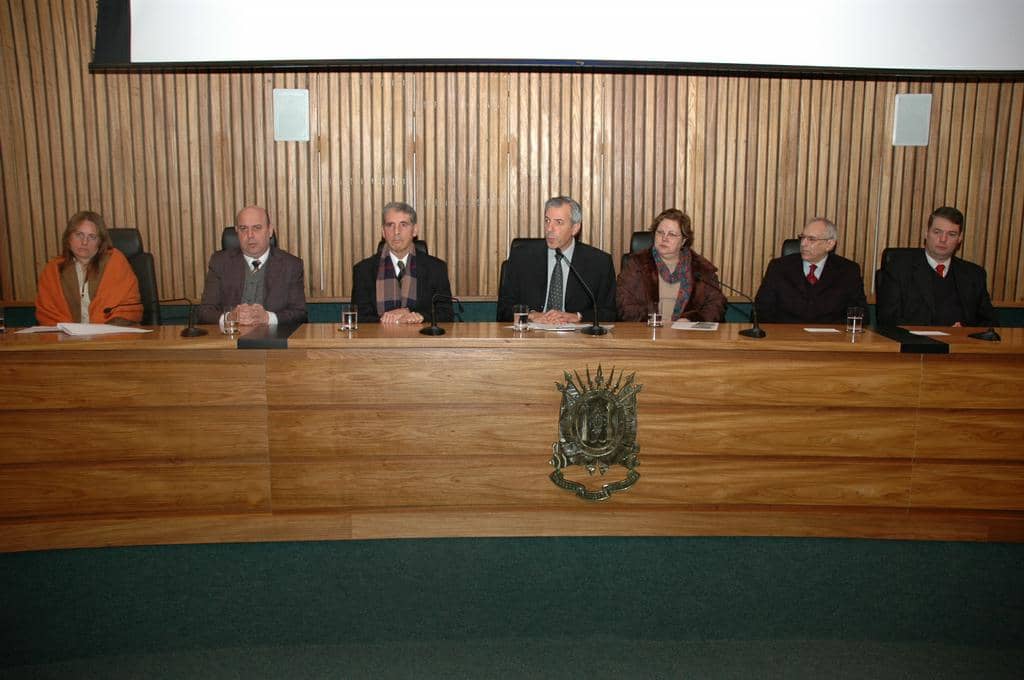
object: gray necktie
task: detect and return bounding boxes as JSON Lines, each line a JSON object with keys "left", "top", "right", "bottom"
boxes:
{"left": 396, "top": 260, "right": 406, "bottom": 282}
{"left": 545, "top": 257, "right": 563, "bottom": 312}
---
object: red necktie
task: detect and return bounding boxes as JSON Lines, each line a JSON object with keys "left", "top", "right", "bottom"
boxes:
{"left": 935, "top": 263, "right": 945, "bottom": 278}
{"left": 806, "top": 263, "right": 818, "bottom": 285}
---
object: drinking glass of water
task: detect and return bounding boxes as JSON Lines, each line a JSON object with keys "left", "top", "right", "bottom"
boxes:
{"left": 222, "top": 307, "right": 239, "bottom": 336}
{"left": 340, "top": 303, "right": 358, "bottom": 330}
{"left": 513, "top": 304, "right": 530, "bottom": 331}
{"left": 846, "top": 306, "right": 864, "bottom": 334}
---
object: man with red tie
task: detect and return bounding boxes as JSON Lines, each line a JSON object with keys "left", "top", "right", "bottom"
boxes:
{"left": 876, "top": 206, "right": 996, "bottom": 327}
{"left": 754, "top": 217, "right": 867, "bottom": 324}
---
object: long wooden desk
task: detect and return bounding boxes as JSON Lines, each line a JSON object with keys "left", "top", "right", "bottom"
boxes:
{"left": 1, "top": 323, "right": 1022, "bottom": 551}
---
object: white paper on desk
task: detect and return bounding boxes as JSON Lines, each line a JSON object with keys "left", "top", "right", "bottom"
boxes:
{"left": 803, "top": 327, "right": 841, "bottom": 333}
{"left": 909, "top": 330, "right": 950, "bottom": 336}
{"left": 15, "top": 326, "right": 62, "bottom": 334}
{"left": 671, "top": 320, "right": 719, "bottom": 331}
{"left": 529, "top": 322, "right": 599, "bottom": 332}
{"left": 56, "top": 323, "right": 153, "bottom": 336}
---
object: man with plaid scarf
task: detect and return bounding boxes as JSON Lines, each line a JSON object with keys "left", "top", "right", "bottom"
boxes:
{"left": 352, "top": 202, "right": 453, "bottom": 324}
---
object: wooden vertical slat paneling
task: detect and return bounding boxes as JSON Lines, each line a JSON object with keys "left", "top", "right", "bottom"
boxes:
{"left": 1, "top": 0, "right": 1022, "bottom": 306}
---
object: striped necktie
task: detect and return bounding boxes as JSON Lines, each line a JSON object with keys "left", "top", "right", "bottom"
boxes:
{"left": 546, "top": 258, "right": 564, "bottom": 311}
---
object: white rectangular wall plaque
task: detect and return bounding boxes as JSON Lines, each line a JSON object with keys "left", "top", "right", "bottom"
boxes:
{"left": 893, "top": 93, "right": 932, "bottom": 146}
{"left": 273, "top": 89, "right": 310, "bottom": 142}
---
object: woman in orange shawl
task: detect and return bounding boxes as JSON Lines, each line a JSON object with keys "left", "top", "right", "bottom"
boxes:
{"left": 35, "top": 211, "right": 142, "bottom": 325}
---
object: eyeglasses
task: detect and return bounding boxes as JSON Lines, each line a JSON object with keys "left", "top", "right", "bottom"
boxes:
{"left": 796, "top": 234, "right": 833, "bottom": 243}
{"left": 72, "top": 232, "right": 99, "bottom": 243}
{"left": 655, "top": 230, "right": 684, "bottom": 240}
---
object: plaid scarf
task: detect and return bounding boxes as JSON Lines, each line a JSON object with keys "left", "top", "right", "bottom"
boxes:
{"left": 652, "top": 246, "right": 694, "bottom": 320}
{"left": 374, "top": 249, "right": 418, "bottom": 317}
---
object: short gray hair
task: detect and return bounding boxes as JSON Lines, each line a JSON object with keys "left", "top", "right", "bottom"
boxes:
{"left": 382, "top": 201, "right": 417, "bottom": 225}
{"left": 545, "top": 196, "right": 582, "bottom": 224}
{"left": 807, "top": 217, "right": 838, "bottom": 241}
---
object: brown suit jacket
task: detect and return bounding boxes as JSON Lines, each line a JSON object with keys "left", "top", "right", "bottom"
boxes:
{"left": 198, "top": 247, "right": 307, "bottom": 324}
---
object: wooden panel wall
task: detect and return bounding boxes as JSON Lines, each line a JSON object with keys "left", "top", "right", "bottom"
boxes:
{"left": 2, "top": 0, "right": 1022, "bottom": 304}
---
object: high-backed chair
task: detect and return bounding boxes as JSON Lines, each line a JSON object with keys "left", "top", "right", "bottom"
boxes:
{"left": 880, "top": 246, "right": 920, "bottom": 270}
{"left": 622, "top": 231, "right": 654, "bottom": 269}
{"left": 875, "top": 246, "right": 922, "bottom": 293}
{"left": 221, "top": 226, "right": 278, "bottom": 251}
{"left": 108, "top": 228, "right": 160, "bottom": 325}
{"left": 781, "top": 238, "right": 800, "bottom": 257}
{"left": 498, "top": 237, "right": 544, "bottom": 295}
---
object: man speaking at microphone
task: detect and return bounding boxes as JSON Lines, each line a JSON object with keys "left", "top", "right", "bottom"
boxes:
{"left": 198, "top": 205, "right": 307, "bottom": 326}
{"left": 497, "top": 196, "right": 616, "bottom": 324}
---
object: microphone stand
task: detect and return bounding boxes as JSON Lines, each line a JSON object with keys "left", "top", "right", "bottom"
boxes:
{"left": 695, "top": 272, "right": 766, "bottom": 338}
{"left": 419, "top": 294, "right": 461, "bottom": 336}
{"left": 180, "top": 300, "right": 208, "bottom": 337}
{"left": 967, "top": 327, "right": 1001, "bottom": 341}
{"left": 555, "top": 248, "right": 608, "bottom": 336}
{"left": 104, "top": 298, "right": 209, "bottom": 337}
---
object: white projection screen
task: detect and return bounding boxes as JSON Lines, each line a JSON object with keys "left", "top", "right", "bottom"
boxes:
{"left": 95, "top": 0, "right": 1024, "bottom": 74}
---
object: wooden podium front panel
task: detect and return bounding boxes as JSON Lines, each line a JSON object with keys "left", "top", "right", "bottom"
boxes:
{"left": 266, "top": 325, "right": 924, "bottom": 526}
{"left": 2, "top": 323, "right": 1022, "bottom": 550}
{"left": 0, "top": 345, "right": 271, "bottom": 530}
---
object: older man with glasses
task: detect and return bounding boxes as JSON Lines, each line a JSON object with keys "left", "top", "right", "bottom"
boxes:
{"left": 754, "top": 217, "right": 867, "bottom": 324}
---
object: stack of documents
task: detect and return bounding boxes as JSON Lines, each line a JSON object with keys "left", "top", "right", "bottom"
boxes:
{"left": 17, "top": 323, "right": 152, "bottom": 336}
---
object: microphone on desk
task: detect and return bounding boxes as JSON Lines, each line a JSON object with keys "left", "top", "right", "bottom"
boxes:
{"left": 419, "top": 294, "right": 462, "bottom": 336}
{"left": 968, "top": 327, "right": 1001, "bottom": 342}
{"left": 694, "top": 272, "right": 766, "bottom": 338}
{"left": 554, "top": 248, "right": 608, "bottom": 336}
{"left": 103, "top": 298, "right": 209, "bottom": 337}
{"left": 101, "top": 301, "right": 144, "bottom": 319}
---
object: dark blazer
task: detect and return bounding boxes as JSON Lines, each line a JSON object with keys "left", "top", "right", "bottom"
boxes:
{"left": 198, "top": 247, "right": 307, "bottom": 324}
{"left": 876, "top": 249, "right": 996, "bottom": 327}
{"left": 497, "top": 240, "right": 616, "bottom": 322}
{"left": 616, "top": 249, "right": 726, "bottom": 322}
{"left": 352, "top": 252, "right": 453, "bottom": 322}
{"left": 754, "top": 252, "right": 868, "bottom": 324}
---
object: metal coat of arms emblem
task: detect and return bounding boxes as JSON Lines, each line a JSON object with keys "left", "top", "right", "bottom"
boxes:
{"left": 549, "top": 366, "right": 642, "bottom": 501}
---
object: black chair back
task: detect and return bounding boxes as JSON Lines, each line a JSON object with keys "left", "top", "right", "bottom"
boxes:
{"left": 881, "top": 247, "right": 920, "bottom": 269}
{"left": 222, "top": 227, "right": 278, "bottom": 251}
{"left": 630, "top": 231, "right": 654, "bottom": 254}
{"left": 875, "top": 247, "right": 923, "bottom": 293}
{"left": 621, "top": 231, "right": 654, "bottom": 270}
{"left": 108, "top": 228, "right": 161, "bottom": 325}
{"left": 499, "top": 238, "right": 545, "bottom": 292}
{"left": 781, "top": 238, "right": 800, "bottom": 257}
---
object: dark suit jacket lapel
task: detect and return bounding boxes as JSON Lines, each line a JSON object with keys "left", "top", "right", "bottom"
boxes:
{"left": 816, "top": 255, "right": 843, "bottom": 292}
{"left": 226, "top": 250, "right": 247, "bottom": 303}
{"left": 262, "top": 249, "right": 281, "bottom": 301}
{"left": 786, "top": 255, "right": 808, "bottom": 290}
{"left": 911, "top": 252, "right": 936, "bottom": 319}
{"left": 530, "top": 243, "right": 551, "bottom": 310}
{"left": 951, "top": 256, "right": 976, "bottom": 319}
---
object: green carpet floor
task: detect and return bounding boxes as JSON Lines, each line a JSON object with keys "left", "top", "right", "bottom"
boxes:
{"left": 2, "top": 537, "right": 1022, "bottom": 677}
